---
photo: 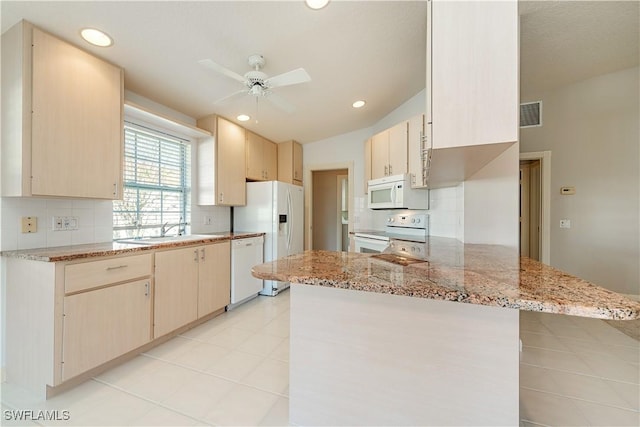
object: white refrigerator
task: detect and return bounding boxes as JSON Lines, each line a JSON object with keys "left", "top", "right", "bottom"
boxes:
{"left": 234, "top": 181, "right": 304, "bottom": 296}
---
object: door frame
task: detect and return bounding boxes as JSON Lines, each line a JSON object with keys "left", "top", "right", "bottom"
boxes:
{"left": 519, "top": 151, "right": 551, "bottom": 264}
{"left": 305, "top": 162, "right": 354, "bottom": 251}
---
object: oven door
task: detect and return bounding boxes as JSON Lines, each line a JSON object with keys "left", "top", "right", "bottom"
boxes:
{"left": 353, "top": 236, "right": 390, "bottom": 254}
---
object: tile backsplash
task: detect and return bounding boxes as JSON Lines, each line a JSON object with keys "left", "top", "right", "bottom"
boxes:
{"left": 0, "top": 197, "right": 232, "bottom": 251}
{"left": 0, "top": 197, "right": 114, "bottom": 251}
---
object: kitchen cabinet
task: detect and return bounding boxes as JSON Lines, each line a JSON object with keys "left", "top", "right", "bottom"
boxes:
{"left": 1, "top": 20, "right": 123, "bottom": 199}
{"left": 61, "top": 253, "right": 152, "bottom": 381}
{"left": 197, "top": 241, "right": 231, "bottom": 318}
{"left": 278, "top": 140, "right": 303, "bottom": 186}
{"left": 370, "top": 122, "right": 408, "bottom": 180}
{"left": 407, "top": 114, "right": 426, "bottom": 188}
{"left": 196, "top": 115, "right": 246, "bottom": 206}
{"left": 423, "top": 0, "right": 518, "bottom": 188}
{"left": 246, "top": 131, "right": 278, "bottom": 181}
{"left": 62, "top": 279, "right": 152, "bottom": 381}
{"left": 154, "top": 241, "right": 230, "bottom": 338}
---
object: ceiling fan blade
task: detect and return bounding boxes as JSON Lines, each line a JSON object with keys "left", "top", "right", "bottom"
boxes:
{"left": 198, "top": 59, "right": 246, "bottom": 84}
{"left": 264, "top": 92, "right": 296, "bottom": 114}
{"left": 265, "top": 68, "right": 311, "bottom": 88}
{"left": 214, "top": 89, "right": 248, "bottom": 105}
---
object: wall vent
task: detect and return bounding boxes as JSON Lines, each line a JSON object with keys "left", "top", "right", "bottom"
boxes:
{"left": 520, "top": 101, "right": 542, "bottom": 128}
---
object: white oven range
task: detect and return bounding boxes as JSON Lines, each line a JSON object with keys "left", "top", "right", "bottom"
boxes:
{"left": 353, "top": 212, "right": 429, "bottom": 259}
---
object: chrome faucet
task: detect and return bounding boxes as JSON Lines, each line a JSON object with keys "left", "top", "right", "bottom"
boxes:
{"left": 161, "top": 217, "right": 185, "bottom": 237}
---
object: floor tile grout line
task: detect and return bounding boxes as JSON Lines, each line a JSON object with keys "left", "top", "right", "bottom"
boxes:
{"left": 519, "top": 385, "right": 640, "bottom": 413}
{"left": 519, "top": 361, "right": 640, "bottom": 386}
{"left": 89, "top": 377, "right": 215, "bottom": 427}
{"left": 521, "top": 344, "right": 639, "bottom": 368}
{"left": 521, "top": 343, "right": 640, "bottom": 363}
{"left": 520, "top": 332, "right": 640, "bottom": 350}
{"left": 133, "top": 353, "right": 290, "bottom": 399}
{"left": 519, "top": 418, "right": 552, "bottom": 427}
{"left": 170, "top": 333, "right": 289, "bottom": 361}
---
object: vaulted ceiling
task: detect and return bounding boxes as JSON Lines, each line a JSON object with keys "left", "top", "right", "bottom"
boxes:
{"left": 2, "top": 1, "right": 637, "bottom": 143}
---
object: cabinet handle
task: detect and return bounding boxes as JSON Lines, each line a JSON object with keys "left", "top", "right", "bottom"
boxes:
{"left": 144, "top": 282, "right": 149, "bottom": 297}
{"left": 106, "top": 264, "right": 127, "bottom": 271}
{"left": 194, "top": 250, "right": 199, "bottom": 262}
{"left": 384, "top": 165, "right": 388, "bottom": 176}
{"left": 389, "top": 164, "right": 393, "bottom": 174}
{"left": 219, "top": 192, "right": 224, "bottom": 203}
{"left": 200, "top": 248, "right": 205, "bottom": 261}
{"left": 113, "top": 182, "right": 118, "bottom": 197}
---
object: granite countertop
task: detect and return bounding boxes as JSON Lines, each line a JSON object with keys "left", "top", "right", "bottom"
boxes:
{"left": 0, "top": 231, "right": 264, "bottom": 262}
{"left": 252, "top": 238, "right": 640, "bottom": 320}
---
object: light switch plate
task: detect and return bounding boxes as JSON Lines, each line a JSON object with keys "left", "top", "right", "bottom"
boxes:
{"left": 21, "top": 217, "right": 37, "bottom": 233}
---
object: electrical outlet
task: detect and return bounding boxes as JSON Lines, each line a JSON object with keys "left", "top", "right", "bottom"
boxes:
{"left": 52, "top": 216, "right": 79, "bottom": 231}
{"left": 560, "top": 219, "right": 571, "bottom": 229}
{"left": 21, "top": 216, "right": 37, "bottom": 233}
{"left": 203, "top": 215, "right": 213, "bottom": 225}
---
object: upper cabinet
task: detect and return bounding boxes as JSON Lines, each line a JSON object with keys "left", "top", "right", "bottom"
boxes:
{"left": 407, "top": 114, "right": 426, "bottom": 188}
{"left": 246, "top": 131, "right": 278, "bottom": 181}
{"left": 425, "top": 0, "right": 518, "bottom": 188}
{"left": 196, "top": 115, "right": 246, "bottom": 206}
{"left": 278, "top": 140, "right": 303, "bottom": 186}
{"left": 1, "top": 21, "right": 124, "bottom": 199}
{"left": 371, "top": 122, "right": 408, "bottom": 180}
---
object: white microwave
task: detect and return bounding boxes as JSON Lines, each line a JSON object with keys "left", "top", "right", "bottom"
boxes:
{"left": 367, "top": 174, "right": 429, "bottom": 210}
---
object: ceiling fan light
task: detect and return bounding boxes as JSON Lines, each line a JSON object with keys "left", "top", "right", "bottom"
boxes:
{"left": 352, "top": 100, "right": 366, "bottom": 108}
{"left": 237, "top": 114, "right": 250, "bottom": 122}
{"left": 305, "top": 0, "right": 330, "bottom": 10}
{"left": 80, "top": 28, "right": 113, "bottom": 47}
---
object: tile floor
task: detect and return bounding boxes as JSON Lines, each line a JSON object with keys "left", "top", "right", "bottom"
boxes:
{"left": 2, "top": 290, "right": 639, "bottom": 426}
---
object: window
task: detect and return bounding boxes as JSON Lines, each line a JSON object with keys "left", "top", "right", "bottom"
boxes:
{"left": 113, "top": 124, "right": 191, "bottom": 239}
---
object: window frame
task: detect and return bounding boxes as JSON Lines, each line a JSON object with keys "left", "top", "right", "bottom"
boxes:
{"left": 113, "top": 121, "right": 192, "bottom": 240}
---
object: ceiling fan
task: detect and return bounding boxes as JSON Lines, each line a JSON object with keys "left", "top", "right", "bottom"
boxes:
{"left": 199, "top": 54, "right": 311, "bottom": 113}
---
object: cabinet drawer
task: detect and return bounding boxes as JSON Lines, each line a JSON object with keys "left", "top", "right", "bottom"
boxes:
{"left": 65, "top": 253, "right": 152, "bottom": 294}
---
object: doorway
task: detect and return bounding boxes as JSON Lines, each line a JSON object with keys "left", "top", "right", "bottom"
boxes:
{"left": 520, "top": 159, "right": 541, "bottom": 260}
{"left": 519, "top": 151, "right": 551, "bottom": 263}
{"left": 311, "top": 169, "right": 348, "bottom": 250}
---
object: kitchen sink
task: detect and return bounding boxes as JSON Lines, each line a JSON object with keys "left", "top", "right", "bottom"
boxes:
{"left": 118, "top": 234, "right": 224, "bottom": 245}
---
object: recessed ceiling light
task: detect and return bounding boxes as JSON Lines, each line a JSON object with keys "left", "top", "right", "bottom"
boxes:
{"left": 305, "top": 0, "right": 330, "bottom": 10}
{"left": 352, "top": 100, "right": 366, "bottom": 108}
{"left": 237, "top": 114, "right": 250, "bottom": 122}
{"left": 80, "top": 28, "right": 113, "bottom": 47}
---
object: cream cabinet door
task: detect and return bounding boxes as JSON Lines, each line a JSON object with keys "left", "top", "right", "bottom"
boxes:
{"left": 31, "top": 28, "right": 123, "bottom": 199}
{"left": 264, "top": 139, "right": 278, "bottom": 181}
{"left": 197, "top": 241, "right": 231, "bottom": 318}
{"left": 388, "top": 122, "right": 408, "bottom": 176}
{"left": 62, "top": 279, "right": 151, "bottom": 381}
{"left": 430, "top": 0, "right": 518, "bottom": 149}
{"left": 371, "top": 130, "right": 389, "bottom": 179}
{"left": 408, "top": 114, "right": 426, "bottom": 187}
{"left": 154, "top": 247, "right": 199, "bottom": 338}
{"left": 246, "top": 131, "right": 264, "bottom": 181}
{"left": 292, "top": 141, "right": 303, "bottom": 184}
{"left": 216, "top": 117, "right": 246, "bottom": 205}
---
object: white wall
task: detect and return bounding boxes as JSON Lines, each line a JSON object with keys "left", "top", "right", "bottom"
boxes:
{"left": 464, "top": 144, "right": 520, "bottom": 247}
{"left": 520, "top": 67, "right": 639, "bottom": 295}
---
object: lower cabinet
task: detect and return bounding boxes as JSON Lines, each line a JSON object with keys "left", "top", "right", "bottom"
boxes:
{"left": 198, "top": 241, "right": 231, "bottom": 318}
{"left": 4, "top": 239, "right": 232, "bottom": 398}
{"left": 154, "top": 241, "right": 230, "bottom": 338}
{"left": 62, "top": 279, "right": 152, "bottom": 381}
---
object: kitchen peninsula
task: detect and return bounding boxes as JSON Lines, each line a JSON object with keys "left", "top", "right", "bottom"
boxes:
{"left": 252, "top": 237, "right": 640, "bottom": 426}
